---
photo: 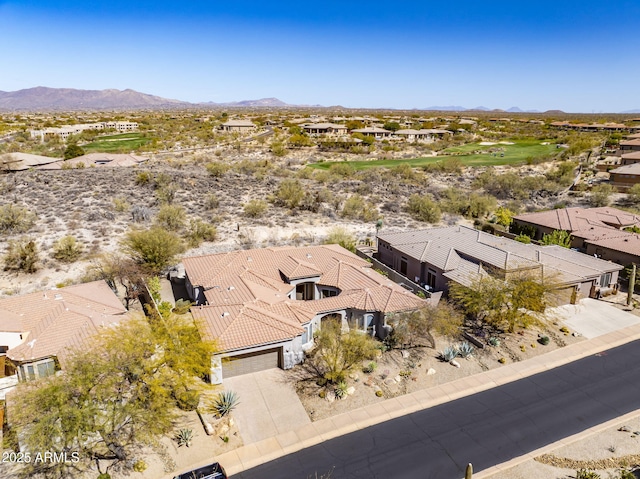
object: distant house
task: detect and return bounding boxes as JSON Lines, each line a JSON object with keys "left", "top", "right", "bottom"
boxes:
{"left": 36, "top": 152, "right": 148, "bottom": 170}
{"left": 182, "top": 245, "right": 429, "bottom": 383}
{"left": 220, "top": 119, "right": 256, "bottom": 133}
{"left": 376, "top": 226, "right": 622, "bottom": 304}
{"left": 513, "top": 207, "right": 640, "bottom": 265}
{"left": 609, "top": 163, "right": 640, "bottom": 188}
{"left": 0, "top": 281, "right": 128, "bottom": 381}
{"left": 394, "top": 129, "right": 452, "bottom": 142}
{"left": 620, "top": 151, "right": 640, "bottom": 166}
{"left": 0, "top": 152, "right": 60, "bottom": 171}
{"left": 301, "top": 123, "right": 348, "bottom": 136}
{"left": 351, "top": 126, "right": 393, "bottom": 139}
{"left": 619, "top": 138, "right": 640, "bottom": 153}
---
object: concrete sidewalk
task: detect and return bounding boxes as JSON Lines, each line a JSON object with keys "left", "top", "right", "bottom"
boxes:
{"left": 191, "top": 321, "right": 640, "bottom": 479}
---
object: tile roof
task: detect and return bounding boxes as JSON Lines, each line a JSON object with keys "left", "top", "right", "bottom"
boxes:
{"left": 0, "top": 281, "right": 128, "bottom": 364}
{"left": 378, "top": 226, "right": 622, "bottom": 288}
{"left": 185, "top": 245, "right": 428, "bottom": 352}
{"left": 610, "top": 163, "right": 640, "bottom": 175}
{"left": 514, "top": 207, "right": 640, "bottom": 256}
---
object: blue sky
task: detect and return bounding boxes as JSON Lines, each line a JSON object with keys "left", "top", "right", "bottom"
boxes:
{"left": 1, "top": 1, "right": 639, "bottom": 112}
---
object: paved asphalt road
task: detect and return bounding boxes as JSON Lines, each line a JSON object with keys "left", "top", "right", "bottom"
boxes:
{"left": 233, "top": 341, "right": 640, "bottom": 479}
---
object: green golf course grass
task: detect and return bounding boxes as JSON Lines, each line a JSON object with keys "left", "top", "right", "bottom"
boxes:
{"left": 307, "top": 139, "right": 561, "bottom": 170}
{"left": 83, "top": 132, "right": 151, "bottom": 153}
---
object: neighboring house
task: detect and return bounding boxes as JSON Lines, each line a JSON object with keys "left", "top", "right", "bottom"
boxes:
{"left": 619, "top": 138, "right": 640, "bottom": 153}
{"left": 394, "top": 129, "right": 451, "bottom": 142}
{"left": 513, "top": 207, "right": 640, "bottom": 265}
{"left": 220, "top": 120, "right": 257, "bottom": 133}
{"left": 620, "top": 151, "right": 640, "bottom": 165}
{"left": 0, "top": 281, "right": 128, "bottom": 381}
{"left": 376, "top": 226, "right": 622, "bottom": 304}
{"left": 609, "top": 163, "right": 640, "bottom": 188}
{"left": 36, "top": 153, "right": 148, "bottom": 170}
{"left": 302, "top": 123, "right": 348, "bottom": 136}
{"left": 351, "top": 127, "right": 393, "bottom": 139}
{"left": 0, "top": 152, "right": 60, "bottom": 171}
{"left": 183, "top": 245, "right": 429, "bottom": 383}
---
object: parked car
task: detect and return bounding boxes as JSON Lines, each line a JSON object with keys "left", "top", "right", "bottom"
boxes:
{"left": 172, "top": 462, "right": 227, "bottom": 479}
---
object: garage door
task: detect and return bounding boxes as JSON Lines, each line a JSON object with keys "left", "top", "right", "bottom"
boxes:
{"left": 222, "top": 348, "right": 281, "bottom": 378}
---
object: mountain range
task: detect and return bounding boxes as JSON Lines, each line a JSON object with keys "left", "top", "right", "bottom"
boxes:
{"left": 0, "top": 87, "right": 292, "bottom": 111}
{"left": 0, "top": 87, "right": 637, "bottom": 113}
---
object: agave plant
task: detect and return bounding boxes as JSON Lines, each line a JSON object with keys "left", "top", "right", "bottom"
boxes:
{"left": 211, "top": 390, "right": 240, "bottom": 417}
{"left": 175, "top": 428, "right": 193, "bottom": 448}
{"left": 334, "top": 381, "right": 349, "bottom": 399}
{"left": 457, "top": 341, "right": 475, "bottom": 359}
{"left": 439, "top": 345, "right": 458, "bottom": 362}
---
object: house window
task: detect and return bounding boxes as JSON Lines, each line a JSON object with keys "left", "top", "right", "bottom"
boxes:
{"left": 302, "top": 323, "right": 313, "bottom": 344}
{"left": 400, "top": 257, "right": 408, "bottom": 275}
{"left": 600, "top": 272, "right": 611, "bottom": 287}
{"left": 426, "top": 269, "right": 437, "bottom": 290}
{"left": 321, "top": 289, "right": 337, "bottom": 298}
{"left": 26, "top": 364, "right": 35, "bottom": 381}
{"left": 296, "top": 282, "right": 315, "bottom": 301}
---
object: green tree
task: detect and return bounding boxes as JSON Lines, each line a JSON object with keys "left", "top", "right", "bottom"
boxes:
{"left": 4, "top": 237, "right": 39, "bottom": 273}
{"left": 306, "top": 319, "right": 378, "bottom": 384}
{"left": 627, "top": 183, "right": 640, "bottom": 204}
{"left": 154, "top": 204, "right": 186, "bottom": 232}
{"left": 494, "top": 206, "right": 514, "bottom": 227}
{"left": 273, "top": 179, "right": 305, "bottom": 209}
{"left": 63, "top": 142, "right": 85, "bottom": 160}
{"left": 10, "top": 314, "right": 216, "bottom": 477}
{"left": 205, "top": 161, "right": 230, "bottom": 177}
{"left": 449, "top": 270, "right": 554, "bottom": 332}
{"left": 0, "top": 204, "right": 36, "bottom": 234}
{"left": 406, "top": 194, "right": 441, "bottom": 223}
{"left": 387, "top": 302, "right": 463, "bottom": 349}
{"left": 121, "top": 227, "right": 185, "bottom": 274}
{"left": 323, "top": 226, "right": 357, "bottom": 253}
{"left": 383, "top": 121, "right": 401, "bottom": 132}
{"left": 541, "top": 230, "right": 572, "bottom": 248}
{"left": 590, "top": 183, "right": 615, "bottom": 207}
{"left": 341, "top": 194, "right": 378, "bottom": 222}
{"left": 52, "top": 235, "right": 83, "bottom": 263}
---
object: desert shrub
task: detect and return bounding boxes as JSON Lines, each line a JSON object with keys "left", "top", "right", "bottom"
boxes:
{"left": 204, "top": 194, "right": 220, "bottom": 210}
{"left": 627, "top": 183, "right": 640, "bottom": 204}
{"left": 186, "top": 219, "right": 217, "bottom": 247}
{"left": 175, "top": 389, "right": 200, "bottom": 411}
{"left": 4, "top": 238, "right": 39, "bottom": 273}
{"left": 362, "top": 361, "right": 377, "bottom": 374}
{"left": 334, "top": 381, "right": 348, "bottom": 399}
{"left": 466, "top": 193, "right": 497, "bottom": 219}
{"left": 0, "top": 204, "right": 36, "bottom": 235}
{"left": 243, "top": 199, "right": 268, "bottom": 218}
{"left": 271, "top": 141, "right": 287, "bottom": 157}
{"left": 63, "top": 143, "right": 85, "bottom": 160}
{"left": 329, "top": 163, "right": 356, "bottom": 178}
{"left": 112, "top": 197, "right": 130, "bottom": 212}
{"left": 515, "top": 234, "right": 531, "bottom": 244}
{"left": 205, "top": 161, "right": 230, "bottom": 177}
{"left": 173, "top": 299, "right": 194, "bottom": 315}
{"left": 438, "top": 346, "right": 458, "bottom": 362}
{"left": 132, "top": 461, "right": 147, "bottom": 473}
{"left": 135, "top": 171, "right": 151, "bottom": 185}
{"left": 155, "top": 204, "right": 186, "bottom": 232}
{"left": 323, "top": 226, "right": 356, "bottom": 252}
{"left": 538, "top": 336, "right": 550, "bottom": 345}
{"left": 576, "top": 469, "right": 600, "bottom": 479}
{"left": 52, "top": 235, "right": 83, "bottom": 263}
{"left": 541, "top": 230, "right": 571, "bottom": 248}
{"left": 121, "top": 227, "right": 185, "bottom": 274}
{"left": 406, "top": 194, "right": 441, "bottom": 223}
{"left": 175, "top": 428, "right": 193, "bottom": 448}
{"left": 341, "top": 194, "right": 378, "bottom": 222}
{"left": 590, "top": 184, "right": 615, "bottom": 207}
{"left": 273, "top": 179, "right": 305, "bottom": 209}
{"left": 155, "top": 184, "right": 178, "bottom": 204}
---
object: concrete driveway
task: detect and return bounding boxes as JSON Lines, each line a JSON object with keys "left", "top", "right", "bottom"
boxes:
{"left": 552, "top": 298, "right": 640, "bottom": 338}
{"left": 222, "top": 368, "right": 310, "bottom": 444}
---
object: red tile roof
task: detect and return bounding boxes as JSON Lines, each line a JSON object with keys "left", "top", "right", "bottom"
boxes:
{"left": 186, "top": 245, "right": 427, "bottom": 351}
{"left": 0, "top": 281, "right": 128, "bottom": 364}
